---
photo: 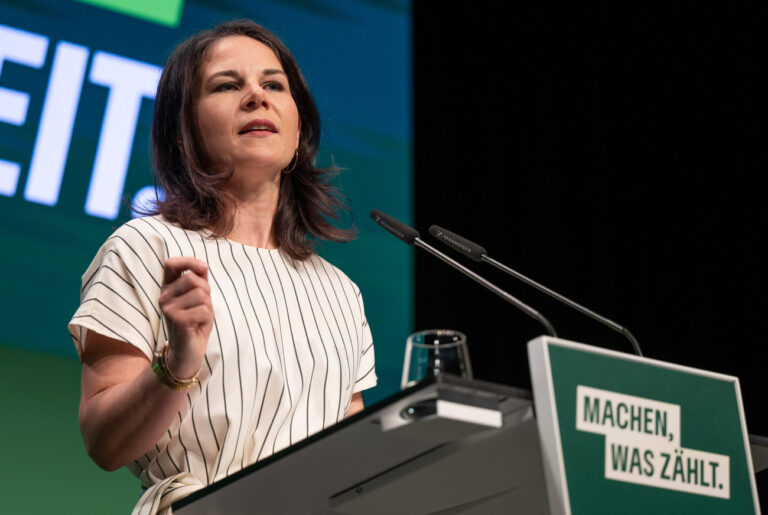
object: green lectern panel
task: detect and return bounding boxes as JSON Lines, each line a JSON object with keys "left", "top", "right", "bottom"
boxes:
{"left": 529, "top": 336, "right": 760, "bottom": 515}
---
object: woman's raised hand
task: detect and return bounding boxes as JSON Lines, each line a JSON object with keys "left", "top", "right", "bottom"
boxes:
{"left": 158, "top": 257, "right": 214, "bottom": 379}
{"left": 79, "top": 257, "right": 213, "bottom": 470}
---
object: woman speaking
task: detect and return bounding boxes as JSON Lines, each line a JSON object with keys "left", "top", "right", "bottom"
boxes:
{"left": 69, "top": 20, "right": 377, "bottom": 514}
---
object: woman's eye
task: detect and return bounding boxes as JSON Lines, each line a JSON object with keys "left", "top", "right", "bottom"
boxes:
{"left": 264, "top": 81, "right": 286, "bottom": 92}
{"left": 214, "top": 82, "right": 239, "bottom": 92}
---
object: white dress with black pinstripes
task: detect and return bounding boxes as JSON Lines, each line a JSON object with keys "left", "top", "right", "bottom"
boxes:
{"left": 68, "top": 215, "right": 377, "bottom": 515}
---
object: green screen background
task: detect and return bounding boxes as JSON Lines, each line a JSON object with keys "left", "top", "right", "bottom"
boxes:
{"left": 0, "top": 1, "right": 411, "bottom": 512}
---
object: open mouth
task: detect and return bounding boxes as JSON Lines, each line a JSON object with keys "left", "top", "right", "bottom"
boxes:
{"left": 239, "top": 120, "right": 277, "bottom": 134}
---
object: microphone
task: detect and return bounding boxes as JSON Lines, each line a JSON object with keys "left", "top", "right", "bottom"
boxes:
{"left": 428, "top": 224, "right": 643, "bottom": 357}
{"left": 370, "top": 210, "right": 557, "bottom": 338}
{"left": 370, "top": 209, "right": 418, "bottom": 245}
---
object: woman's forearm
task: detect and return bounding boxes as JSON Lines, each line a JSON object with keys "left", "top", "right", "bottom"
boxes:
{"left": 78, "top": 337, "right": 195, "bottom": 471}
{"left": 80, "top": 361, "right": 189, "bottom": 471}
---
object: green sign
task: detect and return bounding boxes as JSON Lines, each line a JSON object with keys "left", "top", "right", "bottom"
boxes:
{"left": 529, "top": 337, "right": 760, "bottom": 514}
{"left": 74, "top": 0, "right": 184, "bottom": 27}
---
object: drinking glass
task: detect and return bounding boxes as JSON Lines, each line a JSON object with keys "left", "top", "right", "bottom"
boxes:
{"left": 401, "top": 329, "right": 472, "bottom": 389}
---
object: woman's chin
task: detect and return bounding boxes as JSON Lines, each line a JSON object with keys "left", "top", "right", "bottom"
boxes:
{"left": 233, "top": 153, "right": 290, "bottom": 174}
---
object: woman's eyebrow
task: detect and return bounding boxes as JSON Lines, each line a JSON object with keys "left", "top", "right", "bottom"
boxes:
{"left": 206, "top": 69, "right": 286, "bottom": 82}
{"left": 206, "top": 69, "right": 240, "bottom": 82}
{"left": 262, "top": 68, "right": 287, "bottom": 77}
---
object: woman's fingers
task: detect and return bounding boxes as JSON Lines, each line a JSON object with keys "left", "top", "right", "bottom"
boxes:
{"left": 158, "top": 269, "right": 210, "bottom": 305}
{"left": 161, "top": 288, "right": 213, "bottom": 321}
{"left": 159, "top": 257, "right": 211, "bottom": 309}
{"left": 163, "top": 257, "right": 208, "bottom": 286}
{"left": 159, "top": 257, "right": 214, "bottom": 360}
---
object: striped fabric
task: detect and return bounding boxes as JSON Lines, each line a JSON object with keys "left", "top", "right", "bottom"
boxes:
{"left": 69, "top": 215, "right": 377, "bottom": 514}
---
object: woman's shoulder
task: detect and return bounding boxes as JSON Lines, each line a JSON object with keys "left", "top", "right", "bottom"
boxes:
{"left": 80, "top": 215, "right": 206, "bottom": 291}
{"left": 104, "top": 215, "right": 201, "bottom": 259}
{"left": 305, "top": 253, "right": 362, "bottom": 296}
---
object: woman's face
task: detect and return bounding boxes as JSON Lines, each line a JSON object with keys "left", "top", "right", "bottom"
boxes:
{"left": 195, "top": 35, "right": 300, "bottom": 178}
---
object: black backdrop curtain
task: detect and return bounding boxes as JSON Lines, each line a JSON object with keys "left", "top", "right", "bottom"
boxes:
{"left": 412, "top": 1, "right": 767, "bottom": 446}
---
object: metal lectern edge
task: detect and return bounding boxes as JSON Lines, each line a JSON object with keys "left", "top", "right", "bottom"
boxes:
{"left": 171, "top": 376, "right": 530, "bottom": 511}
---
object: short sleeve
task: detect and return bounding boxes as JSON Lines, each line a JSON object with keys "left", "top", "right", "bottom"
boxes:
{"left": 68, "top": 221, "right": 167, "bottom": 360}
{"left": 353, "top": 288, "right": 377, "bottom": 393}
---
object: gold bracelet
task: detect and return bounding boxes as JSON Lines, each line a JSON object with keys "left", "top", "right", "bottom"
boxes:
{"left": 152, "top": 341, "right": 200, "bottom": 391}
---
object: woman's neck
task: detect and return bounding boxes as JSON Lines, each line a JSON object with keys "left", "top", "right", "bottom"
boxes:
{"left": 222, "top": 173, "right": 281, "bottom": 249}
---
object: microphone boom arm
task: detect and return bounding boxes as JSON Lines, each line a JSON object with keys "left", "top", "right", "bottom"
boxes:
{"left": 415, "top": 238, "right": 557, "bottom": 338}
{"left": 481, "top": 255, "right": 642, "bottom": 356}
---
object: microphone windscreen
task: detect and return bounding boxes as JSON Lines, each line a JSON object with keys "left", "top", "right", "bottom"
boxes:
{"left": 370, "top": 210, "right": 419, "bottom": 245}
{"left": 429, "top": 225, "right": 486, "bottom": 261}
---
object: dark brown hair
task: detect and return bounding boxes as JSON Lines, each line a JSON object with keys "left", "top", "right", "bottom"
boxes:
{"left": 151, "top": 19, "right": 355, "bottom": 259}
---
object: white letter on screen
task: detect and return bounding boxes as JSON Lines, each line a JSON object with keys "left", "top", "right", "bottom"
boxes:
{"left": 24, "top": 41, "right": 89, "bottom": 206}
{"left": 0, "top": 24, "right": 49, "bottom": 196}
{"left": 131, "top": 185, "right": 165, "bottom": 218}
{"left": 84, "top": 51, "right": 161, "bottom": 219}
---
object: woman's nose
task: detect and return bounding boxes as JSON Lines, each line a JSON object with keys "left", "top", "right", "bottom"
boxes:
{"left": 242, "top": 83, "right": 267, "bottom": 110}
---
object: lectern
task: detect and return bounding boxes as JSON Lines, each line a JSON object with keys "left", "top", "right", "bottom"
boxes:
{"left": 173, "top": 337, "right": 765, "bottom": 514}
